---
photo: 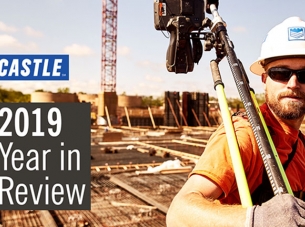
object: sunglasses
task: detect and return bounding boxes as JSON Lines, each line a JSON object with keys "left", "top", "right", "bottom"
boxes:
{"left": 267, "top": 67, "right": 305, "bottom": 84}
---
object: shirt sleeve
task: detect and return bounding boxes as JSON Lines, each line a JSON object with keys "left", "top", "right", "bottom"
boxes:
{"left": 190, "top": 116, "right": 257, "bottom": 198}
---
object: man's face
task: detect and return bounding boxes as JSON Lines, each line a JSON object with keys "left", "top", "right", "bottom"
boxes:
{"left": 263, "top": 58, "right": 305, "bottom": 120}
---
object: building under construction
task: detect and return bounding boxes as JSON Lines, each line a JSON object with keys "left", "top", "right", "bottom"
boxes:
{"left": 31, "top": 90, "right": 220, "bottom": 128}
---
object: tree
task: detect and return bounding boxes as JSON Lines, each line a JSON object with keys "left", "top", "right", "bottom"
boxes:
{"left": 0, "top": 88, "right": 30, "bottom": 102}
{"left": 255, "top": 93, "right": 265, "bottom": 106}
{"left": 227, "top": 97, "right": 244, "bottom": 110}
{"left": 142, "top": 95, "right": 164, "bottom": 107}
{"left": 35, "top": 89, "right": 45, "bottom": 92}
{"left": 57, "top": 87, "right": 70, "bottom": 93}
{"left": 209, "top": 93, "right": 265, "bottom": 111}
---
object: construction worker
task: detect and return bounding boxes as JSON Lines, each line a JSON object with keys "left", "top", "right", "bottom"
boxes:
{"left": 166, "top": 16, "right": 305, "bottom": 227}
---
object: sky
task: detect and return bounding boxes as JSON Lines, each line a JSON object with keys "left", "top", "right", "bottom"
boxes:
{"left": 0, "top": 0, "right": 305, "bottom": 98}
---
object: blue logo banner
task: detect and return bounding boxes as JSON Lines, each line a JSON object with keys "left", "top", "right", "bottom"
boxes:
{"left": 0, "top": 54, "right": 69, "bottom": 80}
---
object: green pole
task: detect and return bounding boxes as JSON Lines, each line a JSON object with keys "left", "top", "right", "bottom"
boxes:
{"left": 237, "top": 58, "right": 293, "bottom": 195}
{"left": 211, "top": 60, "right": 253, "bottom": 207}
{"left": 250, "top": 92, "right": 293, "bottom": 194}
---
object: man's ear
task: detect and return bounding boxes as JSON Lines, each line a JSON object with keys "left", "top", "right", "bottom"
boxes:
{"left": 261, "top": 73, "right": 267, "bottom": 83}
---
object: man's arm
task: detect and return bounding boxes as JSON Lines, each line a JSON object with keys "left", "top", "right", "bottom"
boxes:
{"left": 166, "top": 174, "right": 247, "bottom": 227}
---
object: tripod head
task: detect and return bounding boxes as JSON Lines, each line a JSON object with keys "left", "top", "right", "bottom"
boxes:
{"left": 154, "top": 0, "right": 219, "bottom": 73}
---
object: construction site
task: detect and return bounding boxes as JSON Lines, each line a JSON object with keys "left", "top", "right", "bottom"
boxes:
{"left": 3, "top": 85, "right": 220, "bottom": 227}
{"left": 3, "top": 1, "right": 305, "bottom": 226}
{"left": 0, "top": 121, "right": 216, "bottom": 227}
{"left": 13, "top": 68, "right": 219, "bottom": 227}
{"left": 0, "top": 1, "right": 222, "bottom": 226}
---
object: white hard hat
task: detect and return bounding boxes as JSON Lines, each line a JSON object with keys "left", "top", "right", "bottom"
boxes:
{"left": 250, "top": 16, "right": 305, "bottom": 75}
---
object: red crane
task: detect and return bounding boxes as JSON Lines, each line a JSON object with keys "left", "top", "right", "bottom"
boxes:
{"left": 101, "top": 0, "right": 118, "bottom": 92}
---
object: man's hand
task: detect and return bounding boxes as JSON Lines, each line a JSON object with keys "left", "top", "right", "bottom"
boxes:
{"left": 246, "top": 194, "right": 305, "bottom": 227}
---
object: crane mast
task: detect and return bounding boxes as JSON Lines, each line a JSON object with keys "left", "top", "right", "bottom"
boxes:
{"left": 101, "top": 0, "right": 118, "bottom": 92}
{"left": 99, "top": 0, "right": 118, "bottom": 122}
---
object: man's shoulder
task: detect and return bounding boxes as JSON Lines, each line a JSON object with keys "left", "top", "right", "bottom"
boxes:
{"left": 211, "top": 111, "right": 252, "bottom": 138}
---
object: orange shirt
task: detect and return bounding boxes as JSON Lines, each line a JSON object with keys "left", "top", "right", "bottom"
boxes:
{"left": 190, "top": 103, "right": 305, "bottom": 204}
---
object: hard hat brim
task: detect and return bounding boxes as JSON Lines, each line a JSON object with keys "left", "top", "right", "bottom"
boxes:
{"left": 250, "top": 55, "right": 305, "bottom": 76}
{"left": 250, "top": 59, "right": 264, "bottom": 76}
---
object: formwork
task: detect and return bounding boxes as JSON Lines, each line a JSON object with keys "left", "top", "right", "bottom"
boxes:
{"left": 164, "top": 91, "right": 210, "bottom": 127}
{"left": 164, "top": 91, "right": 180, "bottom": 127}
{"left": 182, "top": 92, "right": 209, "bottom": 127}
{"left": 98, "top": 91, "right": 118, "bottom": 118}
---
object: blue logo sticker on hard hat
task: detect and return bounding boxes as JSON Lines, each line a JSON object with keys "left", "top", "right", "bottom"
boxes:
{"left": 288, "top": 27, "right": 305, "bottom": 40}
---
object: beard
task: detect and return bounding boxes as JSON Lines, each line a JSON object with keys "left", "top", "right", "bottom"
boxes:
{"left": 266, "top": 89, "right": 305, "bottom": 120}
